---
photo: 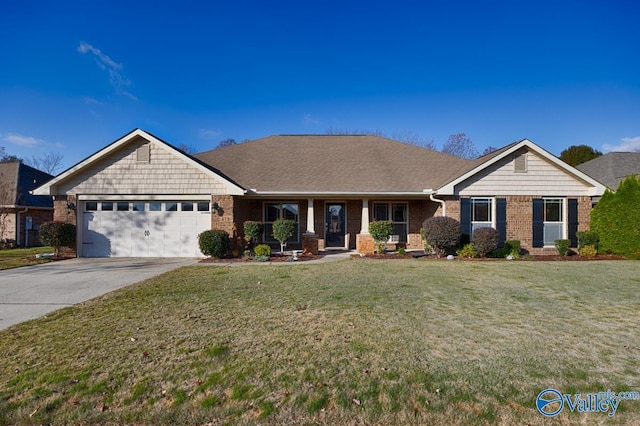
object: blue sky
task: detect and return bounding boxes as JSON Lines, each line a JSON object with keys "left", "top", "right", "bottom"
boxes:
{"left": 1, "top": 0, "right": 639, "bottom": 171}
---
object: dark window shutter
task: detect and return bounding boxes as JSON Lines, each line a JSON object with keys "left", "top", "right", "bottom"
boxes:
{"left": 568, "top": 198, "right": 578, "bottom": 247}
{"left": 532, "top": 198, "right": 544, "bottom": 248}
{"left": 496, "top": 198, "right": 507, "bottom": 247}
{"left": 459, "top": 198, "right": 471, "bottom": 242}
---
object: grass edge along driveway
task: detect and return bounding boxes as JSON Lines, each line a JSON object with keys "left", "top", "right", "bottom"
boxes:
{"left": 1, "top": 259, "right": 638, "bottom": 425}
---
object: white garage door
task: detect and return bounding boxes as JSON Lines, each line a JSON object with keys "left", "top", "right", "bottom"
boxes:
{"left": 81, "top": 200, "right": 211, "bottom": 257}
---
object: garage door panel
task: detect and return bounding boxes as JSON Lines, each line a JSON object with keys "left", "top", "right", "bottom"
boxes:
{"left": 82, "top": 200, "right": 210, "bottom": 257}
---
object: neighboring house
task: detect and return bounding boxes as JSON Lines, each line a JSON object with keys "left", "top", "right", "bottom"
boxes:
{"left": 33, "top": 129, "right": 606, "bottom": 257}
{"left": 576, "top": 152, "right": 640, "bottom": 191}
{"left": 0, "top": 162, "right": 54, "bottom": 247}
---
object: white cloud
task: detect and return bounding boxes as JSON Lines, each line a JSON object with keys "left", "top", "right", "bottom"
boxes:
{"left": 602, "top": 136, "right": 640, "bottom": 153}
{"left": 1, "top": 133, "right": 44, "bottom": 146}
{"left": 198, "top": 128, "right": 223, "bottom": 140}
{"left": 82, "top": 96, "right": 102, "bottom": 105}
{"left": 303, "top": 113, "right": 320, "bottom": 125}
{"left": 77, "top": 41, "right": 137, "bottom": 100}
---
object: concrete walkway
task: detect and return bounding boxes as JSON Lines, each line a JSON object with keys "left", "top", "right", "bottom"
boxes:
{"left": 0, "top": 257, "right": 196, "bottom": 330}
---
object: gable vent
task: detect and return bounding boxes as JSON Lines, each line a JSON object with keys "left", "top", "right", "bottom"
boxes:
{"left": 514, "top": 153, "right": 527, "bottom": 173}
{"left": 137, "top": 145, "right": 150, "bottom": 162}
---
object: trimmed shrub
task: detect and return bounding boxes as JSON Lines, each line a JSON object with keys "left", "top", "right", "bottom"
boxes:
{"left": 422, "top": 216, "right": 461, "bottom": 257}
{"left": 198, "top": 229, "right": 230, "bottom": 258}
{"left": 555, "top": 239, "right": 571, "bottom": 256}
{"left": 471, "top": 227, "right": 499, "bottom": 257}
{"left": 369, "top": 220, "right": 394, "bottom": 253}
{"left": 39, "top": 221, "right": 76, "bottom": 257}
{"left": 591, "top": 175, "right": 640, "bottom": 259}
{"left": 578, "top": 244, "right": 597, "bottom": 259}
{"left": 457, "top": 243, "right": 478, "bottom": 258}
{"left": 272, "top": 219, "right": 297, "bottom": 253}
{"left": 575, "top": 231, "right": 599, "bottom": 250}
{"left": 254, "top": 244, "right": 271, "bottom": 257}
{"left": 243, "top": 221, "right": 262, "bottom": 247}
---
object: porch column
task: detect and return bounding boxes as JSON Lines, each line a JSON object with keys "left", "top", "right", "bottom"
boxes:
{"left": 360, "top": 199, "right": 370, "bottom": 234}
{"left": 305, "top": 198, "right": 315, "bottom": 234}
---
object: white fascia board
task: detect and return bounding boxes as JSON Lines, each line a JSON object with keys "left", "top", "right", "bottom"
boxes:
{"left": 32, "top": 129, "right": 245, "bottom": 197}
{"left": 437, "top": 139, "right": 607, "bottom": 196}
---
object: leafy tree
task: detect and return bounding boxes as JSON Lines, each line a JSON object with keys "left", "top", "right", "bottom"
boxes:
{"left": 0, "top": 146, "right": 22, "bottom": 163}
{"left": 441, "top": 133, "right": 479, "bottom": 159}
{"left": 590, "top": 175, "right": 640, "bottom": 259}
{"left": 27, "top": 152, "right": 64, "bottom": 174}
{"left": 243, "top": 220, "right": 262, "bottom": 249}
{"left": 368, "top": 220, "right": 394, "bottom": 253}
{"left": 481, "top": 146, "right": 499, "bottom": 156}
{"left": 216, "top": 138, "right": 237, "bottom": 149}
{"left": 272, "top": 219, "right": 297, "bottom": 253}
{"left": 559, "top": 145, "right": 602, "bottom": 167}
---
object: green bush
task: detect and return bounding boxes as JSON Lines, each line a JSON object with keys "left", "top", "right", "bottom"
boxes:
{"left": 504, "top": 240, "right": 521, "bottom": 258}
{"left": 369, "top": 220, "right": 394, "bottom": 253}
{"left": 198, "top": 229, "right": 230, "bottom": 258}
{"left": 471, "top": 227, "right": 499, "bottom": 257}
{"left": 254, "top": 244, "right": 271, "bottom": 257}
{"left": 243, "top": 221, "right": 262, "bottom": 247}
{"left": 422, "top": 216, "right": 461, "bottom": 257}
{"left": 39, "top": 221, "right": 76, "bottom": 257}
{"left": 457, "top": 243, "right": 478, "bottom": 258}
{"left": 591, "top": 175, "right": 640, "bottom": 259}
{"left": 575, "top": 231, "right": 599, "bottom": 250}
{"left": 554, "top": 239, "right": 571, "bottom": 256}
{"left": 578, "top": 244, "right": 597, "bottom": 259}
{"left": 272, "top": 219, "right": 297, "bottom": 253}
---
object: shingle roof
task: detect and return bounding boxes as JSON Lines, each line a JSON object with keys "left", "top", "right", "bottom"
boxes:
{"left": 576, "top": 152, "right": 640, "bottom": 190}
{"left": 194, "top": 135, "right": 473, "bottom": 193}
{"left": 0, "top": 162, "right": 54, "bottom": 207}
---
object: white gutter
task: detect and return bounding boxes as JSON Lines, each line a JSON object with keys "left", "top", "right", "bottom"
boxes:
{"left": 423, "top": 189, "right": 446, "bottom": 217}
{"left": 244, "top": 190, "right": 430, "bottom": 197}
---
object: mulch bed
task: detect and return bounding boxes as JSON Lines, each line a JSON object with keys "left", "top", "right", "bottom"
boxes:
{"left": 352, "top": 253, "right": 627, "bottom": 261}
{"left": 199, "top": 253, "right": 326, "bottom": 263}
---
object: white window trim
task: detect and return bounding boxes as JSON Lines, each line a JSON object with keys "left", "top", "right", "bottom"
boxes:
{"left": 470, "top": 197, "right": 496, "bottom": 235}
{"left": 542, "top": 197, "right": 567, "bottom": 247}
{"left": 264, "top": 202, "right": 301, "bottom": 244}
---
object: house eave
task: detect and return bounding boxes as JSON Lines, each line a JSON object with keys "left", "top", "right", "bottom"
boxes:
{"left": 244, "top": 190, "right": 434, "bottom": 198}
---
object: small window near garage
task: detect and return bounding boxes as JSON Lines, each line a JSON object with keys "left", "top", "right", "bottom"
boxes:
{"left": 117, "top": 202, "right": 130, "bottom": 211}
{"left": 166, "top": 202, "right": 178, "bottom": 212}
{"left": 149, "top": 202, "right": 162, "bottom": 211}
{"left": 181, "top": 202, "right": 194, "bottom": 211}
{"left": 102, "top": 202, "right": 113, "bottom": 211}
{"left": 197, "top": 202, "right": 210, "bottom": 212}
{"left": 514, "top": 153, "right": 527, "bottom": 173}
{"left": 137, "top": 144, "right": 150, "bottom": 162}
{"left": 133, "top": 202, "right": 145, "bottom": 212}
{"left": 86, "top": 202, "right": 98, "bottom": 211}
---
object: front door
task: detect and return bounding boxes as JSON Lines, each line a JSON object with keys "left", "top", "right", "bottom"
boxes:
{"left": 325, "top": 203, "right": 346, "bottom": 248}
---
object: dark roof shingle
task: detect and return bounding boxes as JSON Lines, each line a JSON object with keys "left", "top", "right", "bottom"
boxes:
{"left": 194, "top": 135, "right": 473, "bottom": 193}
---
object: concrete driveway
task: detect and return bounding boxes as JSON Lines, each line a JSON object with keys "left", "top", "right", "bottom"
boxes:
{"left": 0, "top": 257, "right": 196, "bottom": 330}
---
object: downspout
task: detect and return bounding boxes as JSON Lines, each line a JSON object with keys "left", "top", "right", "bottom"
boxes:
{"left": 16, "top": 207, "right": 28, "bottom": 247}
{"left": 424, "top": 189, "right": 446, "bottom": 217}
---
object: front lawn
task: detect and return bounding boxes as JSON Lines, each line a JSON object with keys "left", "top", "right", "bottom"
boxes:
{"left": 0, "top": 246, "right": 55, "bottom": 270}
{"left": 0, "top": 259, "right": 638, "bottom": 425}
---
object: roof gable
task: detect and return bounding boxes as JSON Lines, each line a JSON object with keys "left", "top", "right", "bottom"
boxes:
{"left": 437, "top": 139, "right": 607, "bottom": 196}
{"left": 0, "top": 162, "right": 53, "bottom": 208}
{"left": 33, "top": 129, "right": 244, "bottom": 196}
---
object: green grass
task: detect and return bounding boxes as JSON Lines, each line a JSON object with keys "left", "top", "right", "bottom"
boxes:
{"left": 0, "top": 259, "right": 639, "bottom": 425}
{"left": 0, "top": 246, "right": 55, "bottom": 270}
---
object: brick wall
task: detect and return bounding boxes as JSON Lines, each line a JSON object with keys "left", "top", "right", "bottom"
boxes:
{"left": 53, "top": 195, "right": 77, "bottom": 257}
